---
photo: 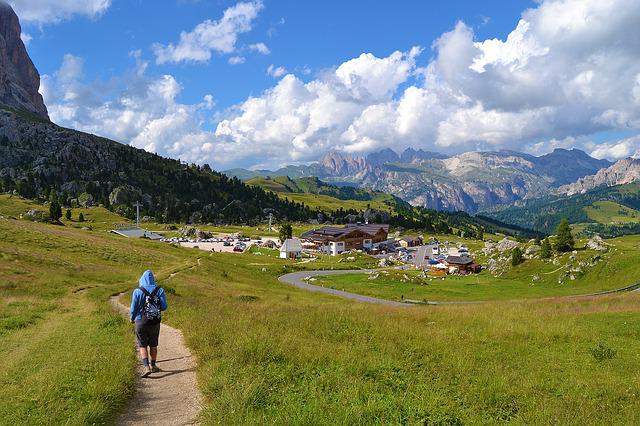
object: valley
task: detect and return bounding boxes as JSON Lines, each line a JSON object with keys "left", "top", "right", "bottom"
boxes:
{"left": 3, "top": 198, "right": 640, "bottom": 424}
{"left": 2, "top": 1, "right": 640, "bottom": 425}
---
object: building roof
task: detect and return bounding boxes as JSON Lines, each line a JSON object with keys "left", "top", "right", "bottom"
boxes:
{"left": 280, "top": 238, "right": 303, "bottom": 253}
{"left": 400, "top": 235, "right": 422, "bottom": 242}
{"left": 111, "top": 227, "right": 163, "bottom": 240}
{"left": 444, "top": 255, "right": 474, "bottom": 265}
{"left": 301, "top": 224, "right": 389, "bottom": 242}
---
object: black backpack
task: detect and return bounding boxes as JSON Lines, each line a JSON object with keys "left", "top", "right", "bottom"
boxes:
{"left": 139, "top": 287, "right": 162, "bottom": 324}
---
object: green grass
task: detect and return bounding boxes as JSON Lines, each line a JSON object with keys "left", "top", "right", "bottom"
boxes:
{"left": 246, "top": 175, "right": 395, "bottom": 213}
{"left": 2, "top": 195, "right": 640, "bottom": 424}
{"left": 0, "top": 214, "right": 203, "bottom": 424}
{"left": 584, "top": 200, "right": 640, "bottom": 224}
{"left": 316, "top": 237, "right": 640, "bottom": 302}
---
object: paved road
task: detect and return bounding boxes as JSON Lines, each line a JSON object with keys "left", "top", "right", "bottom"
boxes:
{"left": 279, "top": 268, "right": 640, "bottom": 307}
{"left": 279, "top": 269, "right": 411, "bottom": 307}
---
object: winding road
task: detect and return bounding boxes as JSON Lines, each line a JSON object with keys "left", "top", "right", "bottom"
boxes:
{"left": 278, "top": 268, "right": 640, "bottom": 306}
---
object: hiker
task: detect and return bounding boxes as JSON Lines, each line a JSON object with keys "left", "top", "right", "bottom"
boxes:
{"left": 130, "top": 270, "right": 168, "bottom": 377}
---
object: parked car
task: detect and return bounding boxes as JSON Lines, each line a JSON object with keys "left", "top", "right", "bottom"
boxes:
{"left": 223, "top": 241, "right": 232, "bottom": 246}
{"left": 233, "top": 244, "right": 245, "bottom": 252}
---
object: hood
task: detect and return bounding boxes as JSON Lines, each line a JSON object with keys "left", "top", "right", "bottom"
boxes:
{"left": 138, "top": 270, "right": 157, "bottom": 289}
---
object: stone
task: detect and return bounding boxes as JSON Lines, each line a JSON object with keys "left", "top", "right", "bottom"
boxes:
{"left": 496, "top": 237, "right": 519, "bottom": 252}
{"left": 22, "top": 208, "right": 44, "bottom": 221}
{"left": 378, "top": 258, "right": 391, "bottom": 267}
{"left": 586, "top": 235, "right": 608, "bottom": 251}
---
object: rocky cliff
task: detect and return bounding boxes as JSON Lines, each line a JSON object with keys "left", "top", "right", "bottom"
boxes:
{"left": 0, "top": 2, "right": 48, "bottom": 120}
{"left": 558, "top": 158, "right": 640, "bottom": 195}
{"left": 227, "top": 148, "right": 611, "bottom": 213}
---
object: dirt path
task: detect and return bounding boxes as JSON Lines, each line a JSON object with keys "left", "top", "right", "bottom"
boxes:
{"left": 109, "top": 294, "right": 201, "bottom": 425}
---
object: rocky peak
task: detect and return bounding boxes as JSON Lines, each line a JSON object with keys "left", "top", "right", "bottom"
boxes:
{"left": 558, "top": 158, "right": 640, "bottom": 195}
{"left": 366, "top": 148, "right": 399, "bottom": 166}
{"left": 320, "top": 151, "right": 369, "bottom": 176}
{"left": 0, "top": 2, "right": 48, "bottom": 120}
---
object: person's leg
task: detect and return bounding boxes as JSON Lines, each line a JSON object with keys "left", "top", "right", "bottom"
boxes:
{"left": 139, "top": 346, "right": 150, "bottom": 367}
{"left": 149, "top": 322, "right": 161, "bottom": 372}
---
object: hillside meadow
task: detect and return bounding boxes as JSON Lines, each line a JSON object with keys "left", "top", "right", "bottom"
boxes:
{"left": 1, "top": 199, "right": 640, "bottom": 424}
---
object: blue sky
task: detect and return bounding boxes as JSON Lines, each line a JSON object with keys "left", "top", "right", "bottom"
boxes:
{"left": 24, "top": 0, "right": 533, "bottom": 110}
{"left": 10, "top": 0, "right": 640, "bottom": 169}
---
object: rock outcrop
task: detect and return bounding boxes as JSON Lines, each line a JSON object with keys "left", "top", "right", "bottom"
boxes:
{"left": 0, "top": 2, "right": 48, "bottom": 120}
{"left": 558, "top": 158, "right": 640, "bottom": 195}
{"left": 227, "top": 148, "right": 610, "bottom": 213}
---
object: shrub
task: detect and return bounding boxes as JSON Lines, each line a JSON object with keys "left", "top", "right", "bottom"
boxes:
{"left": 65, "top": 209, "right": 72, "bottom": 220}
{"left": 78, "top": 212, "right": 85, "bottom": 222}
{"left": 591, "top": 341, "right": 616, "bottom": 361}
{"left": 511, "top": 247, "right": 523, "bottom": 266}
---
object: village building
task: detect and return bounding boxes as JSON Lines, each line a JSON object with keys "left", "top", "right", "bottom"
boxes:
{"left": 301, "top": 224, "right": 389, "bottom": 256}
{"left": 111, "top": 227, "right": 163, "bottom": 240}
{"left": 398, "top": 235, "right": 423, "bottom": 248}
{"left": 443, "top": 255, "right": 481, "bottom": 274}
{"left": 280, "top": 238, "right": 303, "bottom": 259}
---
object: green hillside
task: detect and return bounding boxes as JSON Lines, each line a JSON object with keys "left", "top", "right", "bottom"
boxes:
{"left": 484, "top": 182, "right": 640, "bottom": 236}
{"left": 247, "top": 176, "right": 541, "bottom": 238}
{"left": 3, "top": 196, "right": 640, "bottom": 424}
{"left": 247, "top": 176, "right": 395, "bottom": 212}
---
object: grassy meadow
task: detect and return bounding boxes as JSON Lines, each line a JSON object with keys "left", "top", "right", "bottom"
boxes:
{"left": 314, "top": 237, "right": 639, "bottom": 302}
{"left": 2, "top": 196, "right": 640, "bottom": 424}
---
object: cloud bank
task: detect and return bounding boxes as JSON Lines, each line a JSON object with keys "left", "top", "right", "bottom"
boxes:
{"left": 42, "top": 0, "right": 640, "bottom": 169}
{"left": 9, "top": 0, "right": 111, "bottom": 24}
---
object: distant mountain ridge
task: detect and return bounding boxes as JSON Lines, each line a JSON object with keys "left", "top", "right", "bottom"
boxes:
{"left": 226, "top": 148, "right": 611, "bottom": 213}
{"left": 558, "top": 158, "right": 640, "bottom": 195}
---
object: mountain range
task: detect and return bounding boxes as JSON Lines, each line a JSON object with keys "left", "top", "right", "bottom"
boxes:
{"left": 0, "top": 2, "right": 534, "bottom": 238}
{"left": 226, "top": 148, "right": 612, "bottom": 213}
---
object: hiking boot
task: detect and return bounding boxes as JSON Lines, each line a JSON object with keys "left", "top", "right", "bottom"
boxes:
{"left": 151, "top": 365, "right": 161, "bottom": 373}
{"left": 141, "top": 366, "right": 152, "bottom": 378}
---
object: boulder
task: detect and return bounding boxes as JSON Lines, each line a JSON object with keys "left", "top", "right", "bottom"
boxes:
{"left": 108, "top": 185, "right": 142, "bottom": 206}
{"left": 496, "top": 237, "right": 519, "bottom": 252}
{"left": 22, "top": 208, "right": 45, "bottom": 221}
{"left": 586, "top": 235, "right": 608, "bottom": 251}
{"left": 378, "top": 258, "right": 391, "bottom": 267}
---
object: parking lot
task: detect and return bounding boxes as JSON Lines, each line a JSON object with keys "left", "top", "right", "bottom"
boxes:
{"left": 173, "top": 236, "right": 279, "bottom": 253}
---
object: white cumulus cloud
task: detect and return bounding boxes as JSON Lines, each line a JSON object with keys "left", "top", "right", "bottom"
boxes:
{"left": 266, "top": 64, "right": 287, "bottom": 78}
{"left": 153, "top": 1, "right": 264, "bottom": 64}
{"left": 8, "top": 0, "right": 111, "bottom": 24}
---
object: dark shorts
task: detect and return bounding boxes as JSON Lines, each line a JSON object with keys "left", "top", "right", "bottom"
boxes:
{"left": 134, "top": 320, "right": 161, "bottom": 348}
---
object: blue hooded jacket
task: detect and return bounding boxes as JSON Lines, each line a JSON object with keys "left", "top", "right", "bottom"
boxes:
{"left": 130, "top": 270, "right": 168, "bottom": 321}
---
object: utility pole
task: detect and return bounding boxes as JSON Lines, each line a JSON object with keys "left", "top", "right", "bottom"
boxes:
{"left": 133, "top": 201, "right": 142, "bottom": 228}
{"left": 268, "top": 212, "right": 273, "bottom": 233}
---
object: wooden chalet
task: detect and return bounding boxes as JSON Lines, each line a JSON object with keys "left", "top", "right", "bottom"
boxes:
{"left": 443, "top": 255, "right": 481, "bottom": 273}
{"left": 301, "top": 224, "right": 389, "bottom": 255}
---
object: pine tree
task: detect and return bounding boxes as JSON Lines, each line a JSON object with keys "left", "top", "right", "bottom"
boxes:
{"left": 511, "top": 247, "right": 523, "bottom": 266}
{"left": 78, "top": 212, "right": 85, "bottom": 222}
{"left": 540, "top": 238, "right": 552, "bottom": 259}
{"left": 49, "top": 194, "right": 62, "bottom": 222}
{"left": 65, "top": 209, "right": 72, "bottom": 220}
{"left": 554, "top": 218, "right": 575, "bottom": 252}
{"left": 279, "top": 223, "right": 293, "bottom": 242}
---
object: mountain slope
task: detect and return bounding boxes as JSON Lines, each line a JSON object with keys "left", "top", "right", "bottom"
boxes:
{"left": 227, "top": 148, "right": 610, "bottom": 213}
{"left": 484, "top": 182, "right": 640, "bottom": 237}
{"left": 558, "top": 158, "right": 640, "bottom": 195}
